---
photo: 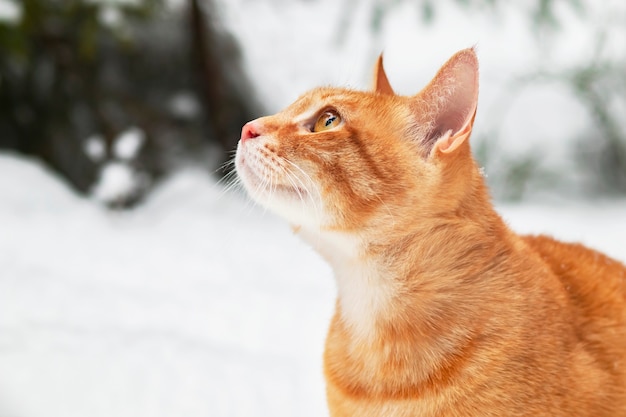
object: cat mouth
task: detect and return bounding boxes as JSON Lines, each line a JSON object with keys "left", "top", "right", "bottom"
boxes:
{"left": 237, "top": 155, "right": 308, "bottom": 201}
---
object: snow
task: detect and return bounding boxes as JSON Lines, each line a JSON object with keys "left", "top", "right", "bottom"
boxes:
{"left": 85, "top": 0, "right": 141, "bottom": 6}
{"left": 88, "top": 128, "right": 147, "bottom": 204}
{"left": 0, "top": 0, "right": 20, "bottom": 24}
{"left": 1, "top": 152, "right": 625, "bottom": 417}
{"left": 113, "top": 127, "right": 145, "bottom": 161}
{"left": 169, "top": 92, "right": 201, "bottom": 120}
{"left": 0, "top": 153, "right": 333, "bottom": 417}
{"left": 99, "top": 5, "right": 123, "bottom": 28}
{"left": 90, "top": 161, "right": 145, "bottom": 205}
{"left": 83, "top": 134, "right": 106, "bottom": 162}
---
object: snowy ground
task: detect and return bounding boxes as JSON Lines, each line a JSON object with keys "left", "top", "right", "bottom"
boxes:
{"left": 1, "top": 152, "right": 625, "bottom": 417}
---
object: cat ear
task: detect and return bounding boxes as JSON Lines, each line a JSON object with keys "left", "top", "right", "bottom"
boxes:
{"left": 435, "top": 106, "right": 477, "bottom": 154}
{"left": 414, "top": 48, "right": 479, "bottom": 155}
{"left": 372, "top": 54, "right": 395, "bottom": 95}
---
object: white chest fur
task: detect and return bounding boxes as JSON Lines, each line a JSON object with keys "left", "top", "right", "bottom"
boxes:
{"left": 298, "top": 227, "right": 398, "bottom": 340}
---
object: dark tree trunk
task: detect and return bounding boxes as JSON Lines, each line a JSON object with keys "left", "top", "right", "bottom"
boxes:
{"left": 0, "top": 0, "right": 263, "bottom": 204}
{"left": 189, "top": 0, "right": 261, "bottom": 157}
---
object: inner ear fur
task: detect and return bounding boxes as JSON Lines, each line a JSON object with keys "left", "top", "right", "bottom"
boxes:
{"left": 412, "top": 48, "right": 479, "bottom": 155}
{"left": 436, "top": 107, "right": 477, "bottom": 154}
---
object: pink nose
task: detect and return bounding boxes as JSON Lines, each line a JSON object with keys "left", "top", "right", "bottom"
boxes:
{"left": 240, "top": 121, "right": 261, "bottom": 143}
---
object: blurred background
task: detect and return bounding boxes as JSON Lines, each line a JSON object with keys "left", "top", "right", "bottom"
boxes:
{"left": 1, "top": 0, "right": 625, "bottom": 203}
{"left": 0, "top": 1, "right": 625, "bottom": 416}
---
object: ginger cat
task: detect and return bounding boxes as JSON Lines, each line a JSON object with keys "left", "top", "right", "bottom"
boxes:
{"left": 234, "top": 48, "right": 626, "bottom": 416}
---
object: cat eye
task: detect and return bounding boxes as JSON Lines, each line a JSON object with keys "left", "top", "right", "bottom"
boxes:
{"left": 313, "top": 110, "right": 342, "bottom": 132}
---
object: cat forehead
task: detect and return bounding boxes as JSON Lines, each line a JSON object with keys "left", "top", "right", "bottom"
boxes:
{"left": 287, "top": 87, "right": 373, "bottom": 120}
{"left": 284, "top": 87, "right": 411, "bottom": 129}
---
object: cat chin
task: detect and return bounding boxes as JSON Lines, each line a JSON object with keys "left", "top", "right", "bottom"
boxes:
{"left": 236, "top": 148, "right": 326, "bottom": 226}
{"left": 243, "top": 181, "right": 326, "bottom": 229}
{"left": 238, "top": 159, "right": 309, "bottom": 206}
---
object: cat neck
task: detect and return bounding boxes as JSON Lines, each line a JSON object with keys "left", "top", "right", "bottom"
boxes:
{"left": 295, "top": 226, "right": 394, "bottom": 339}
{"left": 295, "top": 175, "right": 511, "bottom": 341}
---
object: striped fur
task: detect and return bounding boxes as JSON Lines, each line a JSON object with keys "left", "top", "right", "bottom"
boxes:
{"left": 235, "top": 48, "right": 626, "bottom": 416}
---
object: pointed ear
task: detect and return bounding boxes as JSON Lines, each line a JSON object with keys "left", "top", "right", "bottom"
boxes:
{"left": 372, "top": 54, "right": 394, "bottom": 95}
{"left": 413, "top": 48, "right": 479, "bottom": 155}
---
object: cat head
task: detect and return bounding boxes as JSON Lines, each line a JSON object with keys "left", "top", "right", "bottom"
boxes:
{"left": 235, "top": 48, "right": 481, "bottom": 236}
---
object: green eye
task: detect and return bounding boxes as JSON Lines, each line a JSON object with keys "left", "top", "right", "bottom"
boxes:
{"left": 313, "top": 110, "right": 342, "bottom": 132}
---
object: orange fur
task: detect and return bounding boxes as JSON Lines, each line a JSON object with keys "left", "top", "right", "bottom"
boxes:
{"left": 235, "top": 48, "right": 626, "bottom": 416}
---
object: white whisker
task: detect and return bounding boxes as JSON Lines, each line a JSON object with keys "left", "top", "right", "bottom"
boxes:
{"left": 282, "top": 158, "right": 324, "bottom": 246}
{"left": 215, "top": 162, "right": 244, "bottom": 200}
